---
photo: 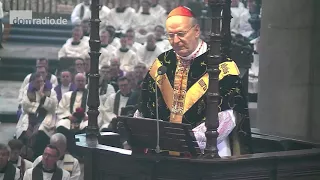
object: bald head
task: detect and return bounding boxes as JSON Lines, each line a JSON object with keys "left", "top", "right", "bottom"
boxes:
{"left": 50, "top": 133, "right": 67, "bottom": 156}
{"left": 75, "top": 73, "right": 86, "bottom": 90}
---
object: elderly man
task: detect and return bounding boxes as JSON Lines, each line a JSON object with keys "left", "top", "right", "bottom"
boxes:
{"left": 71, "top": 0, "right": 91, "bottom": 25}
{"left": 0, "top": 144, "right": 20, "bottom": 180}
{"left": 136, "top": 34, "right": 163, "bottom": 68}
{"left": 33, "top": 133, "right": 81, "bottom": 180}
{"left": 58, "top": 26, "right": 89, "bottom": 60}
{"left": 54, "top": 70, "right": 76, "bottom": 102}
{"left": 8, "top": 139, "right": 32, "bottom": 179}
{"left": 23, "top": 145, "right": 70, "bottom": 180}
{"left": 131, "top": 0, "right": 158, "bottom": 44}
{"left": 16, "top": 72, "right": 58, "bottom": 159}
{"left": 135, "top": 6, "right": 252, "bottom": 157}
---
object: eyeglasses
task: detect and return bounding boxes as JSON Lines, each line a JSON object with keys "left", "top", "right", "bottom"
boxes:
{"left": 165, "top": 25, "right": 195, "bottom": 39}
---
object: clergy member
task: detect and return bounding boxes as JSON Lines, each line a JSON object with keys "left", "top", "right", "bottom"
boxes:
{"left": 56, "top": 73, "right": 89, "bottom": 133}
{"left": 138, "top": 0, "right": 166, "bottom": 19}
{"left": 230, "top": 0, "right": 252, "bottom": 37}
{"left": 8, "top": 139, "right": 32, "bottom": 179}
{"left": 58, "top": 26, "right": 89, "bottom": 60}
{"left": 54, "top": 70, "right": 76, "bottom": 102}
{"left": 99, "top": 76, "right": 139, "bottom": 131}
{"left": 109, "top": 59, "right": 124, "bottom": 92}
{"left": 98, "top": 65, "right": 116, "bottom": 104}
{"left": 105, "top": 26, "right": 121, "bottom": 49}
{"left": 125, "top": 29, "right": 142, "bottom": 53}
{"left": 105, "top": 0, "right": 135, "bottom": 34}
{"left": 23, "top": 145, "right": 70, "bottom": 180}
{"left": 136, "top": 34, "right": 163, "bottom": 68}
{"left": 131, "top": 0, "right": 158, "bottom": 44}
{"left": 71, "top": 0, "right": 91, "bottom": 25}
{"left": 154, "top": 25, "right": 172, "bottom": 52}
{"left": 16, "top": 72, "right": 58, "bottom": 159}
{"left": 115, "top": 34, "right": 138, "bottom": 72}
{"left": 135, "top": 6, "right": 252, "bottom": 157}
{"left": 33, "top": 133, "right": 81, "bottom": 180}
{"left": 99, "top": 4, "right": 111, "bottom": 31}
{"left": 0, "top": 144, "right": 20, "bottom": 180}
{"left": 99, "top": 30, "right": 117, "bottom": 68}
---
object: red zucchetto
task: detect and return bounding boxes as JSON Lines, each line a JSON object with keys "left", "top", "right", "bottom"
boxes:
{"left": 167, "top": 6, "right": 194, "bottom": 19}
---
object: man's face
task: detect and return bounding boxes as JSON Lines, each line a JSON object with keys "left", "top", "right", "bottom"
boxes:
{"left": 126, "top": 32, "right": 135, "bottom": 45}
{"left": 134, "top": 66, "right": 146, "bottom": 80}
{"left": 42, "top": 147, "right": 59, "bottom": 169}
{"left": 100, "top": 32, "right": 110, "bottom": 44}
{"left": 100, "top": 67, "right": 111, "bottom": 80}
{"left": 85, "top": 59, "right": 90, "bottom": 73}
{"left": 73, "top": 28, "right": 83, "bottom": 41}
{"left": 60, "top": 71, "right": 72, "bottom": 86}
{"left": 75, "top": 75, "right": 86, "bottom": 90}
{"left": 75, "top": 59, "right": 85, "bottom": 73}
{"left": 118, "top": 80, "right": 131, "bottom": 95}
{"left": 110, "top": 61, "right": 120, "bottom": 77}
{"left": 142, "top": 2, "right": 150, "bottom": 12}
{"left": 231, "top": 0, "right": 240, "bottom": 7}
{"left": 166, "top": 16, "right": 200, "bottom": 57}
{"left": 120, "top": 37, "right": 128, "bottom": 47}
{"left": 146, "top": 36, "right": 156, "bottom": 49}
{"left": 247, "top": 0, "right": 258, "bottom": 13}
{"left": 0, "top": 150, "right": 9, "bottom": 168}
{"left": 155, "top": 27, "right": 164, "bottom": 39}
{"left": 9, "top": 149, "right": 20, "bottom": 162}
{"left": 36, "top": 60, "right": 48, "bottom": 69}
{"left": 81, "top": 22, "right": 90, "bottom": 34}
{"left": 33, "top": 76, "right": 45, "bottom": 90}
{"left": 36, "top": 67, "right": 47, "bottom": 79}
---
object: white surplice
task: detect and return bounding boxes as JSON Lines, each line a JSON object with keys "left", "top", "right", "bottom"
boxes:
{"left": 71, "top": 2, "right": 91, "bottom": 25}
{"left": 131, "top": 13, "right": 158, "bottom": 44}
{"left": 109, "top": 37, "right": 121, "bottom": 49}
{"left": 134, "top": 39, "right": 236, "bottom": 157}
{"left": 115, "top": 49, "right": 138, "bottom": 72}
{"left": 58, "top": 40, "right": 90, "bottom": 60}
{"left": 138, "top": 4, "right": 166, "bottom": 19}
{"left": 155, "top": 39, "right": 172, "bottom": 52}
{"left": 16, "top": 88, "right": 58, "bottom": 139}
{"left": 128, "top": 42, "right": 143, "bottom": 53}
{"left": 99, "top": 92, "right": 129, "bottom": 131}
{"left": 249, "top": 37, "right": 260, "bottom": 94}
{"left": 99, "top": 6, "right": 111, "bottom": 31}
{"left": 230, "top": 2, "right": 252, "bottom": 37}
{"left": 33, "top": 154, "right": 80, "bottom": 180}
{"left": 99, "top": 45, "right": 117, "bottom": 68}
{"left": 136, "top": 45, "right": 164, "bottom": 68}
{"left": 18, "top": 74, "right": 58, "bottom": 104}
{"left": 105, "top": 7, "right": 136, "bottom": 34}
{"left": 0, "top": 167, "right": 20, "bottom": 180}
{"left": 23, "top": 168, "right": 70, "bottom": 180}
{"left": 56, "top": 91, "right": 89, "bottom": 130}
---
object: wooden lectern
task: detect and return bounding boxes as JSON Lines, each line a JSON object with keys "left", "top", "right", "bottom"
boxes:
{"left": 76, "top": 0, "right": 320, "bottom": 179}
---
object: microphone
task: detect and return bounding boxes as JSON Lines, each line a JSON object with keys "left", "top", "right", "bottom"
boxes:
{"left": 155, "top": 66, "right": 167, "bottom": 153}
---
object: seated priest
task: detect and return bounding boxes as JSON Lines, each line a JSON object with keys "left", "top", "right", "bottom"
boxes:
{"left": 126, "top": 29, "right": 142, "bottom": 53}
{"left": 134, "top": 6, "right": 252, "bottom": 157}
{"left": 23, "top": 144, "right": 70, "bottom": 180}
{"left": 136, "top": 34, "right": 164, "bottom": 68}
{"left": 131, "top": 0, "right": 158, "bottom": 44}
{"left": 56, "top": 73, "right": 90, "bottom": 134}
{"left": 33, "top": 133, "right": 81, "bottom": 180}
{"left": 97, "top": 65, "right": 116, "bottom": 104}
{"left": 71, "top": 0, "right": 91, "bottom": 25}
{"left": 54, "top": 70, "right": 76, "bottom": 102}
{"left": 115, "top": 34, "right": 138, "bottom": 72}
{"left": 109, "top": 59, "right": 124, "bottom": 92}
{"left": 105, "top": 0, "right": 136, "bottom": 34}
{"left": 99, "top": 30, "right": 117, "bottom": 68}
{"left": 105, "top": 26, "right": 121, "bottom": 49}
{"left": 0, "top": 144, "right": 20, "bottom": 180}
{"left": 154, "top": 25, "right": 172, "bottom": 52}
{"left": 99, "top": 4, "right": 110, "bottom": 31}
{"left": 138, "top": 0, "right": 166, "bottom": 19}
{"left": 16, "top": 72, "right": 58, "bottom": 159}
{"left": 58, "top": 26, "right": 89, "bottom": 60}
{"left": 99, "top": 76, "right": 139, "bottom": 132}
{"left": 8, "top": 139, "right": 33, "bottom": 179}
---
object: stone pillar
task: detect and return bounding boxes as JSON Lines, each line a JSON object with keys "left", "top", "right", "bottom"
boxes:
{"left": 257, "top": 0, "right": 320, "bottom": 142}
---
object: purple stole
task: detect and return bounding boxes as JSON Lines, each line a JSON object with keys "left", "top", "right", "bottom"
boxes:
{"left": 54, "top": 84, "right": 77, "bottom": 102}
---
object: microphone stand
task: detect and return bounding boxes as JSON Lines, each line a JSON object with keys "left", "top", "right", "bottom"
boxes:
{"left": 155, "top": 74, "right": 161, "bottom": 153}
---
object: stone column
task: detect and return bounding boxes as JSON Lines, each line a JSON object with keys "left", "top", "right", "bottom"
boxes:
{"left": 257, "top": 0, "right": 320, "bottom": 142}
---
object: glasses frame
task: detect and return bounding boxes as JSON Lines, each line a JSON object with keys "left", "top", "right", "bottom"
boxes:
{"left": 165, "top": 25, "right": 196, "bottom": 40}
